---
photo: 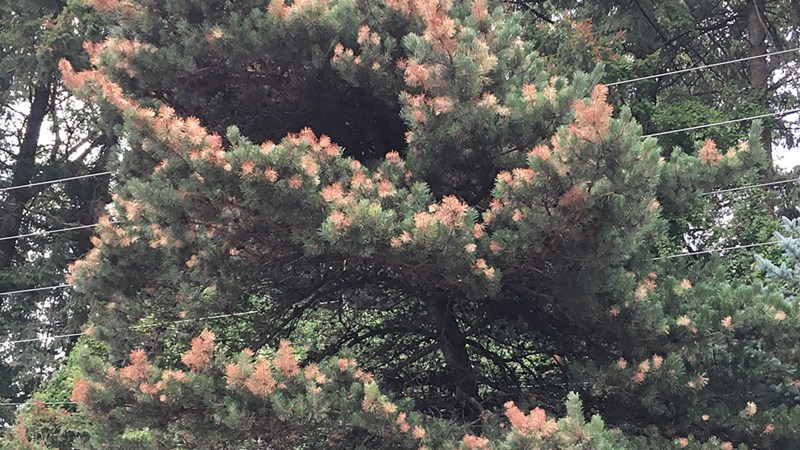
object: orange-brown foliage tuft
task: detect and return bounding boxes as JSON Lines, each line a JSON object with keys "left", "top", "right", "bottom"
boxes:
{"left": 462, "top": 434, "right": 490, "bottom": 450}
{"left": 503, "top": 401, "right": 558, "bottom": 437}
{"left": 274, "top": 340, "right": 300, "bottom": 377}
{"left": 570, "top": 84, "right": 613, "bottom": 143}
{"left": 558, "top": 184, "right": 589, "bottom": 209}
{"left": 698, "top": 139, "right": 723, "bottom": 165}
{"left": 181, "top": 328, "right": 216, "bottom": 372}
{"left": 434, "top": 195, "right": 469, "bottom": 229}
{"left": 245, "top": 359, "right": 277, "bottom": 397}
{"left": 70, "top": 378, "right": 92, "bottom": 405}
{"left": 120, "top": 349, "right": 152, "bottom": 383}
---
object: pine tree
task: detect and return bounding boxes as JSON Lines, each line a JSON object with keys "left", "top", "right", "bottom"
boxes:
{"left": 7, "top": 0, "right": 800, "bottom": 448}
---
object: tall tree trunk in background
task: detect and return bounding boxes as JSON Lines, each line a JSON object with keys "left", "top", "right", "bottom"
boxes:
{"left": 0, "top": 82, "right": 51, "bottom": 270}
{"left": 746, "top": 0, "right": 772, "bottom": 161}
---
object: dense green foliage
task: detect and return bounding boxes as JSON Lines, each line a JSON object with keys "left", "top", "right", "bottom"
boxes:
{"left": 4, "top": 0, "right": 800, "bottom": 449}
{"left": 515, "top": 0, "right": 800, "bottom": 273}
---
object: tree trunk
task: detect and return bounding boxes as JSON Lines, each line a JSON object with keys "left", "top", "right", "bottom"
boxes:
{"left": 0, "top": 83, "right": 51, "bottom": 269}
{"left": 424, "top": 294, "right": 481, "bottom": 416}
{"left": 746, "top": 0, "right": 772, "bottom": 161}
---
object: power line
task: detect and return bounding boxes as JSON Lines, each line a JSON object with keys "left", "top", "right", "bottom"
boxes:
{"left": 0, "top": 182, "right": 790, "bottom": 297}
{"left": 642, "top": 108, "right": 800, "bottom": 138}
{"left": 0, "top": 223, "right": 98, "bottom": 242}
{"left": 0, "top": 401, "right": 77, "bottom": 407}
{"left": 0, "top": 284, "right": 73, "bottom": 297}
{"left": 606, "top": 47, "right": 800, "bottom": 87}
{"left": 0, "top": 171, "right": 112, "bottom": 194}
{"left": 1, "top": 309, "right": 260, "bottom": 346}
{"left": 5, "top": 332, "right": 85, "bottom": 345}
{"left": 0, "top": 170, "right": 790, "bottom": 271}
{"left": 653, "top": 175, "right": 800, "bottom": 257}
{"left": 0, "top": 54, "right": 791, "bottom": 196}
{"left": 701, "top": 176, "right": 800, "bottom": 196}
{"left": 652, "top": 240, "right": 779, "bottom": 260}
{"left": 151, "top": 310, "right": 259, "bottom": 326}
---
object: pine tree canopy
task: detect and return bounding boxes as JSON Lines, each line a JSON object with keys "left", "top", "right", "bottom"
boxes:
{"left": 5, "top": 0, "right": 800, "bottom": 448}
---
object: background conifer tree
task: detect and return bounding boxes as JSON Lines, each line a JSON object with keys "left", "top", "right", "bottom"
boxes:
{"left": 0, "top": 0, "right": 113, "bottom": 425}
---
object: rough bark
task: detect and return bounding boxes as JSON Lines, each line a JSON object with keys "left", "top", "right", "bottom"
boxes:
{"left": 0, "top": 83, "right": 51, "bottom": 269}
{"left": 746, "top": 0, "right": 772, "bottom": 161}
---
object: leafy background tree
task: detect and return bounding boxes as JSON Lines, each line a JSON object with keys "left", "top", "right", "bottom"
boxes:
{"left": 0, "top": 0, "right": 114, "bottom": 426}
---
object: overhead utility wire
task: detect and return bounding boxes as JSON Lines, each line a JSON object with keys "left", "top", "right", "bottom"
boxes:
{"left": 652, "top": 241, "right": 780, "bottom": 260}
{"left": 0, "top": 312, "right": 262, "bottom": 408}
{"left": 0, "top": 223, "right": 98, "bottom": 242}
{"left": 0, "top": 240, "right": 791, "bottom": 299}
{"left": 7, "top": 332, "right": 86, "bottom": 345}
{"left": 0, "top": 219, "right": 123, "bottom": 243}
{"left": 0, "top": 55, "right": 790, "bottom": 197}
{"left": 606, "top": 47, "right": 800, "bottom": 87}
{"left": 0, "top": 284, "right": 73, "bottom": 297}
{"left": 1, "top": 310, "right": 260, "bottom": 346}
{"left": 642, "top": 108, "right": 800, "bottom": 138}
{"left": 0, "top": 401, "right": 77, "bottom": 407}
{"left": 701, "top": 176, "right": 800, "bottom": 196}
{"left": 0, "top": 171, "right": 112, "bottom": 194}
